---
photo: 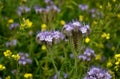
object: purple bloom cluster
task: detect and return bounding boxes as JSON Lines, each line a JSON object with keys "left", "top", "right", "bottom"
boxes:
{"left": 5, "top": 39, "right": 18, "bottom": 47}
{"left": 34, "top": 0, "right": 60, "bottom": 14}
{"left": 78, "top": 48, "right": 96, "bottom": 61}
{"left": 17, "top": 5, "right": 31, "bottom": 16}
{"left": 36, "top": 31, "right": 65, "bottom": 45}
{"left": 78, "top": 4, "right": 88, "bottom": 11}
{"left": 63, "top": 21, "right": 90, "bottom": 37}
{"left": 18, "top": 52, "right": 32, "bottom": 66}
{"left": 83, "top": 67, "right": 112, "bottom": 79}
{"left": 10, "top": 23, "right": 19, "bottom": 30}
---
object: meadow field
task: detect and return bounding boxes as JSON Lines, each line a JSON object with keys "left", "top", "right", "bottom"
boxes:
{"left": 0, "top": 0, "right": 120, "bottom": 79}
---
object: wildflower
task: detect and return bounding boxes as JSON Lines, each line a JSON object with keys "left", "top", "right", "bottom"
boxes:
{"left": 41, "top": 44, "right": 47, "bottom": 50}
{"left": 99, "top": 5, "right": 103, "bottom": 9}
{"left": 20, "top": 18, "right": 32, "bottom": 30}
{"left": 36, "top": 31, "right": 64, "bottom": 45}
{"left": 17, "top": 5, "right": 31, "bottom": 16}
{"left": 83, "top": 66, "right": 112, "bottom": 79}
{"left": 18, "top": 52, "right": 32, "bottom": 65}
{"left": 3, "top": 50, "right": 12, "bottom": 58}
{"left": 85, "top": 37, "right": 90, "bottom": 43}
{"left": 41, "top": 24, "right": 47, "bottom": 31}
{"left": 78, "top": 48, "right": 96, "bottom": 61}
{"left": 92, "top": 20, "right": 97, "bottom": 25}
{"left": 10, "top": 23, "right": 19, "bottom": 30}
{"left": 78, "top": 4, "right": 88, "bottom": 11}
{"left": 79, "top": 15, "right": 84, "bottom": 22}
{"left": 8, "top": 19, "right": 14, "bottom": 24}
{"left": 24, "top": 73, "right": 32, "bottom": 79}
{"left": 117, "top": 13, "right": 120, "bottom": 19}
{"left": 60, "top": 20, "right": 65, "bottom": 25}
{"left": 12, "top": 54, "right": 20, "bottom": 61}
{"left": 0, "top": 64, "right": 6, "bottom": 71}
{"left": 112, "top": 0, "right": 116, "bottom": 2}
{"left": 95, "top": 54, "right": 101, "bottom": 60}
{"left": 114, "top": 54, "right": 120, "bottom": 59}
{"left": 5, "top": 76, "right": 10, "bottom": 79}
{"left": 5, "top": 39, "right": 18, "bottom": 47}
{"left": 101, "top": 33, "right": 110, "bottom": 40}
{"left": 107, "top": 61, "right": 112, "bottom": 67}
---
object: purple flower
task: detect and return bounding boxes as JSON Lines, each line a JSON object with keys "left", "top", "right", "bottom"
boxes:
{"left": 10, "top": 23, "right": 19, "bottom": 30}
{"left": 18, "top": 52, "right": 32, "bottom": 66}
{"left": 78, "top": 48, "right": 96, "bottom": 61}
{"left": 78, "top": 4, "right": 88, "bottom": 11}
{"left": 83, "top": 67, "right": 112, "bottom": 79}
{"left": 17, "top": 6, "right": 31, "bottom": 16}
{"left": 36, "top": 31, "right": 64, "bottom": 45}
{"left": 5, "top": 39, "right": 18, "bottom": 47}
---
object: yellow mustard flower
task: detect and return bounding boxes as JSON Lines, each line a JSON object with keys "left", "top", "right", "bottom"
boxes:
{"left": 8, "top": 19, "right": 14, "bottom": 24}
{"left": 101, "top": 33, "right": 106, "bottom": 38}
{"left": 60, "top": 20, "right": 65, "bottom": 25}
{"left": 20, "top": 18, "right": 33, "bottom": 30}
{"left": 12, "top": 54, "right": 20, "bottom": 61}
{"left": 106, "top": 33, "right": 110, "bottom": 39}
{"left": 107, "top": 62, "right": 112, "bottom": 67}
{"left": 41, "top": 44, "right": 47, "bottom": 50}
{"left": 99, "top": 5, "right": 102, "bottom": 9}
{"left": 24, "top": 73, "right": 32, "bottom": 79}
{"left": 101, "top": 33, "right": 110, "bottom": 40}
{"left": 95, "top": 54, "right": 101, "bottom": 60}
{"left": 0, "top": 64, "right": 6, "bottom": 71}
{"left": 85, "top": 37, "right": 90, "bottom": 43}
{"left": 79, "top": 15, "right": 84, "bottom": 22}
{"left": 3, "top": 50, "right": 12, "bottom": 58}
{"left": 114, "top": 54, "right": 120, "bottom": 59}
{"left": 41, "top": 24, "right": 47, "bottom": 31}
{"left": 115, "top": 61, "right": 119, "bottom": 65}
{"left": 5, "top": 76, "right": 11, "bottom": 79}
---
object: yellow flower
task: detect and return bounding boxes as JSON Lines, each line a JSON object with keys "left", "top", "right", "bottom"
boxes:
{"left": 117, "top": 13, "right": 120, "bottom": 19}
{"left": 79, "top": 15, "right": 84, "bottom": 22}
{"left": 41, "top": 24, "right": 47, "bottom": 31}
{"left": 107, "top": 62, "right": 112, "bottom": 67}
{"left": 92, "top": 20, "right": 97, "bottom": 25}
{"left": 60, "top": 20, "right": 65, "bottom": 25}
{"left": 20, "top": 18, "right": 33, "bottom": 30}
{"left": 8, "top": 19, "right": 14, "bottom": 24}
{"left": 114, "top": 54, "right": 120, "bottom": 59}
{"left": 95, "top": 54, "right": 101, "bottom": 60}
{"left": 115, "top": 61, "right": 119, "bottom": 65}
{"left": 85, "top": 37, "right": 90, "bottom": 43}
{"left": 101, "top": 33, "right": 106, "bottom": 38}
{"left": 5, "top": 76, "right": 10, "bottom": 79}
{"left": 24, "top": 73, "right": 32, "bottom": 79}
{"left": 99, "top": 5, "right": 102, "bottom": 9}
{"left": 112, "top": 0, "right": 116, "bottom": 2}
{"left": 0, "top": 64, "right": 6, "bottom": 71}
{"left": 12, "top": 54, "right": 20, "bottom": 61}
{"left": 41, "top": 45, "right": 46, "bottom": 50}
{"left": 106, "top": 33, "right": 110, "bottom": 40}
{"left": 3, "top": 50, "right": 12, "bottom": 58}
{"left": 114, "top": 66, "right": 118, "bottom": 71}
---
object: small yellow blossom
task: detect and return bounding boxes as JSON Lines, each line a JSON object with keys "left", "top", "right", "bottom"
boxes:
{"left": 8, "top": 19, "right": 14, "bottom": 24}
{"left": 112, "top": 46, "right": 115, "bottom": 51}
{"left": 106, "top": 33, "right": 110, "bottom": 39}
{"left": 41, "top": 24, "right": 47, "bottom": 31}
{"left": 101, "top": 33, "right": 110, "bottom": 40}
{"left": 107, "top": 62, "right": 112, "bottom": 67}
{"left": 101, "top": 33, "right": 106, "bottom": 38}
{"left": 92, "top": 20, "right": 97, "bottom": 25}
{"left": 99, "top": 5, "right": 102, "bottom": 9}
{"left": 112, "top": 0, "right": 116, "bottom": 2}
{"left": 41, "top": 45, "right": 47, "bottom": 50}
{"left": 20, "top": 18, "right": 33, "bottom": 30}
{"left": 115, "top": 61, "right": 119, "bottom": 65}
{"left": 79, "top": 15, "right": 84, "bottom": 22}
{"left": 85, "top": 37, "right": 90, "bottom": 43}
{"left": 24, "top": 73, "right": 32, "bottom": 79}
{"left": 3, "top": 50, "right": 12, "bottom": 58}
{"left": 60, "top": 20, "right": 65, "bottom": 25}
{"left": 114, "top": 66, "right": 118, "bottom": 71}
{"left": 117, "top": 13, "right": 120, "bottom": 19}
{"left": 5, "top": 76, "right": 11, "bottom": 79}
{"left": 0, "top": 64, "right": 6, "bottom": 71}
{"left": 114, "top": 54, "right": 120, "bottom": 59}
{"left": 95, "top": 54, "right": 101, "bottom": 60}
{"left": 12, "top": 54, "right": 20, "bottom": 61}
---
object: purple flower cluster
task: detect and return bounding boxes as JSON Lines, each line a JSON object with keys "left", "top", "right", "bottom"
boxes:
{"left": 18, "top": 52, "right": 32, "bottom": 66}
{"left": 10, "top": 23, "right": 19, "bottom": 30}
{"left": 36, "top": 31, "right": 65, "bottom": 45}
{"left": 78, "top": 4, "right": 88, "bottom": 11}
{"left": 17, "top": 5, "right": 31, "bottom": 16}
{"left": 78, "top": 48, "right": 96, "bottom": 61}
{"left": 34, "top": 0, "right": 60, "bottom": 14}
{"left": 5, "top": 39, "right": 18, "bottom": 47}
{"left": 83, "top": 67, "right": 112, "bottom": 79}
{"left": 63, "top": 21, "right": 90, "bottom": 37}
